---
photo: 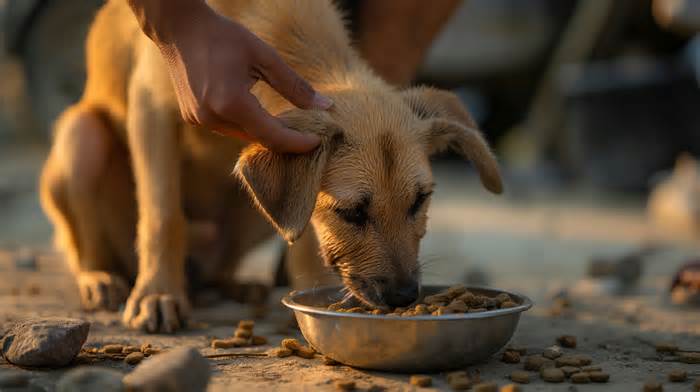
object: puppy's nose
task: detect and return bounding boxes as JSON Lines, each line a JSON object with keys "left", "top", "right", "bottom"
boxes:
{"left": 385, "top": 283, "right": 419, "bottom": 308}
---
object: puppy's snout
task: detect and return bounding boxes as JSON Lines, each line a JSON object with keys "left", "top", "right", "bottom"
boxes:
{"left": 384, "top": 281, "right": 420, "bottom": 308}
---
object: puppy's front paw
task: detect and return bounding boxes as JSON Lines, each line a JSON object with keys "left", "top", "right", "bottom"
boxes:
{"left": 77, "top": 271, "right": 129, "bottom": 312}
{"left": 122, "top": 278, "right": 190, "bottom": 334}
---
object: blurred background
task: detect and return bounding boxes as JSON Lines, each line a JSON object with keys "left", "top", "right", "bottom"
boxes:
{"left": 1, "top": 0, "right": 700, "bottom": 314}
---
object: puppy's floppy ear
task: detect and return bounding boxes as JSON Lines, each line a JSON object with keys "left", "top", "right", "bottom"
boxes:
{"left": 402, "top": 86, "right": 503, "bottom": 194}
{"left": 234, "top": 111, "right": 342, "bottom": 243}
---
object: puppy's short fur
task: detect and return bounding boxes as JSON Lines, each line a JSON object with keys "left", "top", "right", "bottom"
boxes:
{"left": 40, "top": 0, "right": 502, "bottom": 332}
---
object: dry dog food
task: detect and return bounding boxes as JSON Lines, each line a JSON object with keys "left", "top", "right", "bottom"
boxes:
{"left": 582, "top": 365, "right": 601, "bottom": 372}
{"left": 123, "top": 345, "right": 141, "bottom": 354}
{"left": 140, "top": 343, "right": 152, "bottom": 352}
{"left": 238, "top": 320, "right": 255, "bottom": 330}
{"left": 276, "top": 338, "right": 316, "bottom": 359}
{"left": 251, "top": 336, "right": 268, "bottom": 346}
{"left": 655, "top": 342, "right": 678, "bottom": 353}
{"left": 473, "top": 382, "right": 498, "bottom": 392}
{"left": 335, "top": 380, "right": 356, "bottom": 391}
{"left": 143, "top": 347, "right": 160, "bottom": 356}
{"left": 681, "top": 352, "right": 700, "bottom": 364}
{"left": 124, "top": 351, "right": 144, "bottom": 365}
{"left": 556, "top": 335, "right": 577, "bottom": 348}
{"left": 570, "top": 372, "right": 590, "bottom": 384}
{"left": 501, "top": 350, "right": 520, "bottom": 364}
{"left": 296, "top": 346, "right": 316, "bottom": 359}
{"left": 272, "top": 348, "right": 293, "bottom": 358}
{"left": 542, "top": 346, "right": 562, "bottom": 359}
{"left": 524, "top": 355, "right": 554, "bottom": 371}
{"left": 326, "top": 285, "right": 519, "bottom": 315}
{"left": 409, "top": 375, "right": 432, "bottom": 387}
{"left": 506, "top": 345, "right": 527, "bottom": 355}
{"left": 555, "top": 355, "right": 584, "bottom": 368}
{"left": 500, "top": 384, "right": 521, "bottom": 392}
{"left": 589, "top": 371, "right": 610, "bottom": 383}
{"left": 668, "top": 369, "right": 687, "bottom": 382}
{"left": 559, "top": 366, "right": 580, "bottom": 377}
{"left": 643, "top": 380, "right": 663, "bottom": 392}
{"left": 447, "top": 371, "right": 472, "bottom": 390}
{"left": 540, "top": 368, "right": 565, "bottom": 383}
{"left": 235, "top": 329, "right": 252, "bottom": 339}
{"left": 509, "top": 371, "right": 530, "bottom": 384}
{"left": 281, "top": 338, "right": 303, "bottom": 351}
{"left": 102, "top": 344, "right": 124, "bottom": 354}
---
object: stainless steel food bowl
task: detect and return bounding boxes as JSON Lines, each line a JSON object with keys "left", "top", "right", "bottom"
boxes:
{"left": 282, "top": 285, "right": 532, "bottom": 373}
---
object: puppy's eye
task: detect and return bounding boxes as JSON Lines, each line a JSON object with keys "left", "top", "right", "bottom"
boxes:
{"left": 335, "top": 204, "right": 369, "bottom": 226}
{"left": 409, "top": 191, "right": 432, "bottom": 217}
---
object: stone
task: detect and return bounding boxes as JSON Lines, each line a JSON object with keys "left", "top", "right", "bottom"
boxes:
{"left": 56, "top": 367, "right": 124, "bottom": 392}
{"left": 1, "top": 318, "right": 89, "bottom": 367}
{"left": 123, "top": 347, "right": 210, "bottom": 392}
{"left": 0, "top": 369, "right": 31, "bottom": 388}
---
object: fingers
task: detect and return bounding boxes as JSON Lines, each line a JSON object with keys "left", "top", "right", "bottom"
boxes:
{"left": 255, "top": 45, "right": 333, "bottom": 110}
{"left": 223, "top": 94, "right": 321, "bottom": 153}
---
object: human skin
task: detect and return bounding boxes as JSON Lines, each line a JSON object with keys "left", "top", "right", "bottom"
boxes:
{"left": 126, "top": 0, "right": 334, "bottom": 153}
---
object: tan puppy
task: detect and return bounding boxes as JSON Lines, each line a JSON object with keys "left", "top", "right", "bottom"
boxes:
{"left": 39, "top": 0, "right": 502, "bottom": 333}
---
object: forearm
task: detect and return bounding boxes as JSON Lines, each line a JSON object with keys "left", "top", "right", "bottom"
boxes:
{"left": 126, "top": 0, "right": 211, "bottom": 43}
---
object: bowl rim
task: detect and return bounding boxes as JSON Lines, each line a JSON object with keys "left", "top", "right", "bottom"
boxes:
{"left": 282, "top": 284, "right": 533, "bottom": 320}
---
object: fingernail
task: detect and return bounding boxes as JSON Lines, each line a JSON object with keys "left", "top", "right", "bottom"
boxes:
{"left": 312, "top": 93, "right": 333, "bottom": 110}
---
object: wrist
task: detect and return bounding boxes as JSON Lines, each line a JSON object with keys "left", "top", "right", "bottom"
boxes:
{"left": 127, "top": 0, "right": 212, "bottom": 44}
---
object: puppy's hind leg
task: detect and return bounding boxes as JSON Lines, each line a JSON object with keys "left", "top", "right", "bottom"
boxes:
{"left": 40, "top": 105, "right": 129, "bottom": 311}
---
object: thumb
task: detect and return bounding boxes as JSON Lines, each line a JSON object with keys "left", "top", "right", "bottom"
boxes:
{"left": 255, "top": 46, "right": 333, "bottom": 110}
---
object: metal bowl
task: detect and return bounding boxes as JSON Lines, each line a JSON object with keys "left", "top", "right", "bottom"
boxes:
{"left": 282, "top": 285, "right": 532, "bottom": 373}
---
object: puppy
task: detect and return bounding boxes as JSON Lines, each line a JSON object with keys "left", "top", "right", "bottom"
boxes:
{"left": 39, "top": 0, "right": 502, "bottom": 333}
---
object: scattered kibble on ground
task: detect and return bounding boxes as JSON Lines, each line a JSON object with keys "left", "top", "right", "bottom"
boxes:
{"left": 447, "top": 371, "right": 472, "bottom": 390}
{"left": 655, "top": 342, "right": 678, "bottom": 353}
{"left": 668, "top": 369, "right": 687, "bottom": 382}
{"left": 540, "top": 367, "right": 565, "bottom": 383}
{"left": 589, "top": 371, "right": 610, "bottom": 383}
{"left": 570, "top": 372, "right": 590, "bottom": 384}
{"left": 102, "top": 344, "right": 124, "bottom": 354}
{"left": 509, "top": 370, "right": 530, "bottom": 384}
{"left": 500, "top": 384, "right": 521, "bottom": 392}
{"left": 473, "top": 382, "right": 498, "bottom": 392}
{"left": 124, "top": 351, "right": 144, "bottom": 365}
{"left": 556, "top": 335, "right": 577, "bottom": 348}
{"left": 643, "top": 379, "right": 664, "bottom": 392}
{"left": 501, "top": 350, "right": 520, "bottom": 364}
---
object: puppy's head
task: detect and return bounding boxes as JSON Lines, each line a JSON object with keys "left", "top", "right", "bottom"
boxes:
{"left": 234, "top": 86, "right": 502, "bottom": 308}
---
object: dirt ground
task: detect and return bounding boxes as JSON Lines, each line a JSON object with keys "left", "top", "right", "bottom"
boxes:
{"left": 1, "top": 143, "right": 700, "bottom": 391}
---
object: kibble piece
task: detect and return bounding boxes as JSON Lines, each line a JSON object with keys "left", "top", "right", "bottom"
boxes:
{"left": 281, "top": 338, "right": 302, "bottom": 351}
{"left": 335, "top": 380, "right": 355, "bottom": 391}
{"left": 124, "top": 351, "right": 144, "bottom": 365}
{"left": 643, "top": 380, "right": 663, "bottom": 392}
{"left": 510, "top": 371, "right": 530, "bottom": 384}
{"left": 251, "top": 336, "right": 268, "bottom": 346}
{"left": 235, "top": 329, "right": 252, "bottom": 339}
{"left": 328, "top": 303, "right": 344, "bottom": 311}
{"left": 555, "top": 355, "right": 583, "bottom": 367}
{"left": 143, "top": 347, "right": 160, "bottom": 356}
{"left": 655, "top": 342, "right": 678, "bottom": 353}
{"left": 559, "top": 366, "right": 580, "bottom": 377}
{"left": 447, "top": 285, "right": 468, "bottom": 297}
{"left": 424, "top": 293, "right": 450, "bottom": 304}
{"left": 556, "top": 335, "right": 577, "bottom": 348}
{"left": 296, "top": 345, "right": 316, "bottom": 359}
{"left": 524, "top": 355, "right": 554, "bottom": 371}
{"left": 540, "top": 368, "right": 565, "bottom": 383}
{"left": 447, "top": 371, "right": 471, "bottom": 390}
{"left": 668, "top": 369, "right": 687, "bottom": 382}
{"left": 570, "top": 372, "right": 590, "bottom": 384}
{"left": 500, "top": 385, "right": 520, "bottom": 392}
{"left": 500, "top": 301, "right": 518, "bottom": 309}
{"left": 322, "top": 356, "right": 340, "bottom": 366}
{"left": 681, "top": 352, "right": 700, "bottom": 364}
{"left": 123, "top": 345, "right": 141, "bottom": 354}
{"left": 447, "top": 300, "right": 469, "bottom": 313}
{"left": 501, "top": 350, "right": 520, "bottom": 364}
{"left": 414, "top": 304, "right": 430, "bottom": 315}
{"left": 473, "top": 382, "right": 498, "bottom": 392}
{"left": 347, "top": 307, "right": 365, "bottom": 313}
{"left": 574, "top": 354, "right": 592, "bottom": 366}
{"left": 371, "top": 309, "right": 384, "bottom": 315}
{"left": 409, "top": 375, "right": 432, "bottom": 387}
{"left": 542, "top": 346, "right": 562, "bottom": 359}
{"left": 212, "top": 339, "right": 237, "bottom": 349}
{"left": 589, "top": 371, "right": 610, "bottom": 383}
{"left": 272, "top": 348, "right": 293, "bottom": 358}
{"left": 140, "top": 343, "right": 152, "bottom": 353}
{"left": 238, "top": 320, "right": 255, "bottom": 330}
{"left": 102, "top": 344, "right": 124, "bottom": 354}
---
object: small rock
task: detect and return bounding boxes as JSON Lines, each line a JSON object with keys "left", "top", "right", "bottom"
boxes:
{"left": 510, "top": 370, "right": 530, "bottom": 384}
{"left": 541, "top": 368, "right": 565, "bottom": 383}
{"left": 123, "top": 347, "right": 210, "bottom": 392}
{"left": 409, "top": 375, "right": 432, "bottom": 387}
{"left": 501, "top": 350, "right": 520, "bottom": 363}
{"left": 125, "top": 351, "right": 145, "bottom": 365}
{"left": 473, "top": 382, "right": 498, "bottom": 392}
{"left": 668, "top": 369, "right": 687, "bottom": 382}
{"left": 543, "top": 346, "right": 562, "bottom": 359}
{"left": 56, "top": 367, "right": 123, "bottom": 392}
{"left": 0, "top": 370, "right": 31, "bottom": 388}
{"left": 524, "top": 355, "right": 555, "bottom": 371}
{"left": 556, "top": 335, "right": 577, "bottom": 348}
{"left": 643, "top": 379, "right": 663, "bottom": 392}
{"left": 589, "top": 371, "right": 610, "bottom": 383}
{"left": 500, "top": 384, "right": 521, "bottom": 392}
{"left": 1, "top": 318, "right": 89, "bottom": 367}
{"left": 570, "top": 373, "right": 590, "bottom": 384}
